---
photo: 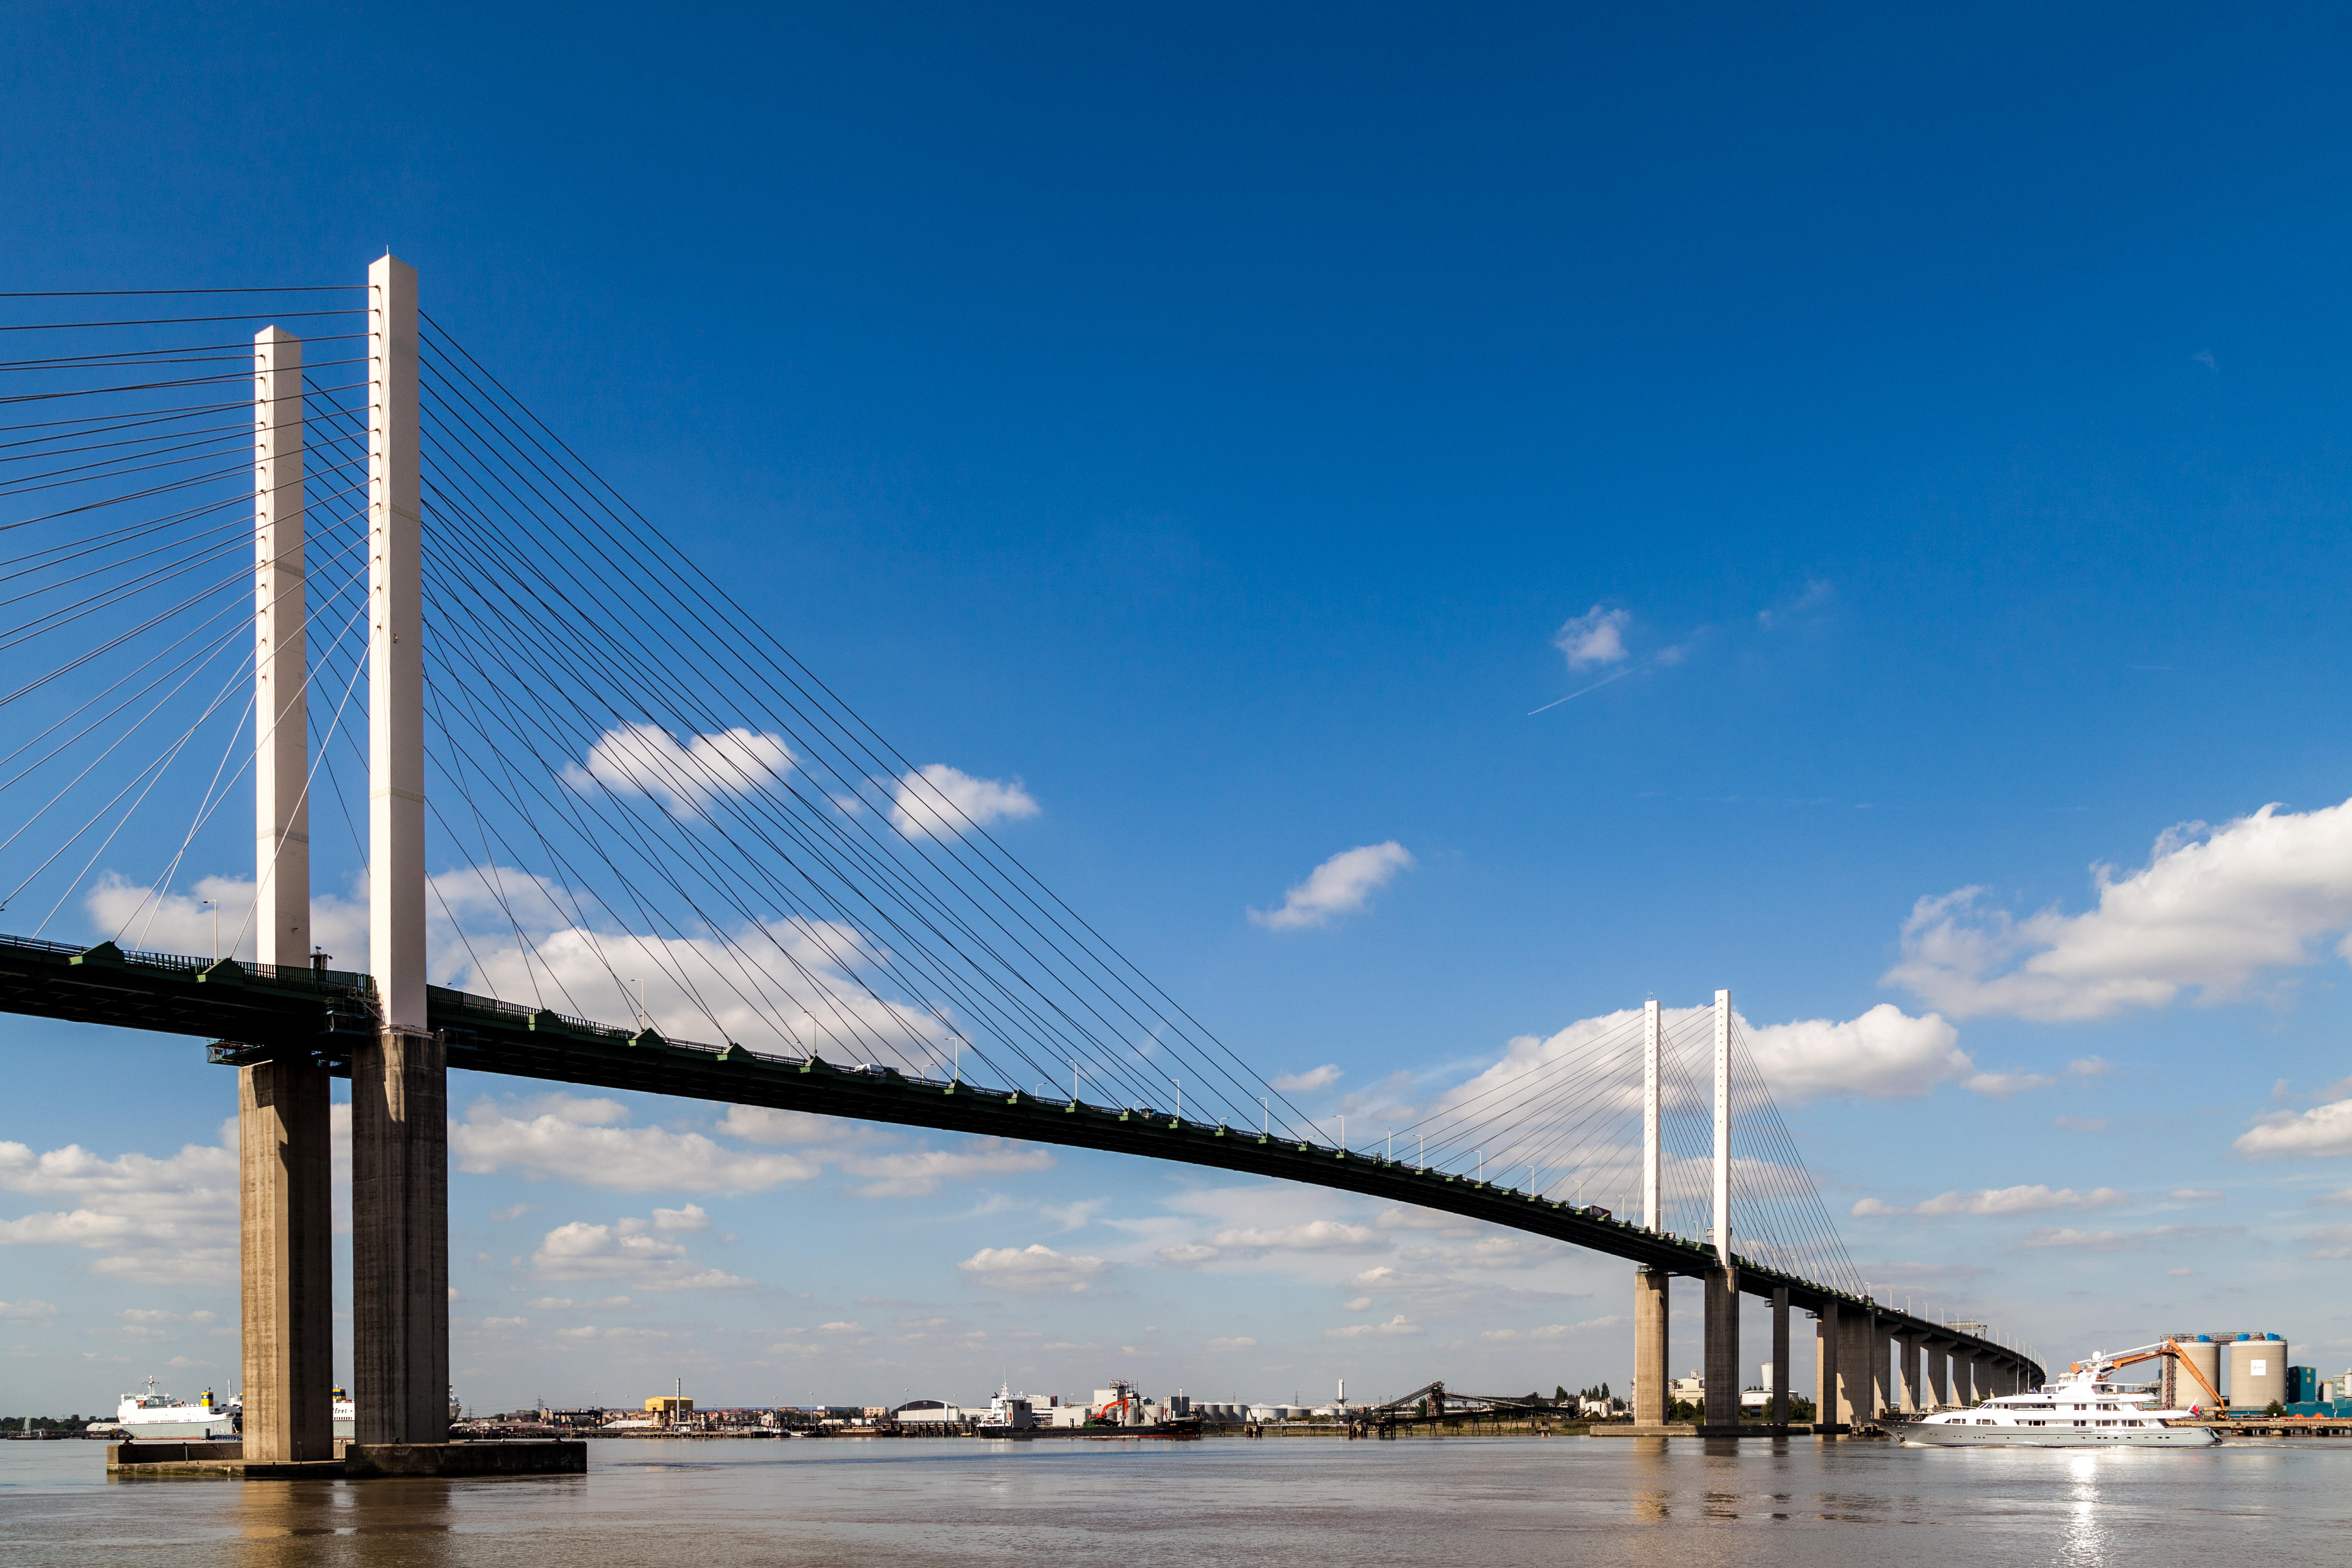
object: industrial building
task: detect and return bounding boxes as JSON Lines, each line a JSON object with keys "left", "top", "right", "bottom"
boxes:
{"left": 2158, "top": 1332, "right": 2288, "bottom": 1410}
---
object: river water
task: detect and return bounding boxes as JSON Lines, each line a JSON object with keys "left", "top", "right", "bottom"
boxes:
{"left": 5, "top": 1434, "right": 2348, "bottom": 1565}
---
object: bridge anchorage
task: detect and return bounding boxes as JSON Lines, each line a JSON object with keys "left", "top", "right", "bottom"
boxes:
{"left": 0, "top": 262, "right": 2040, "bottom": 1471}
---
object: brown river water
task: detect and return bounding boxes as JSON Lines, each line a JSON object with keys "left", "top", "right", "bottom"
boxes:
{"left": 4, "top": 1434, "right": 2347, "bottom": 1565}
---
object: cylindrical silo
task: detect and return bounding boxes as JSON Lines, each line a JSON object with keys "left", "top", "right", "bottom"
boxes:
{"left": 2228, "top": 1334, "right": 2286, "bottom": 1410}
{"left": 2171, "top": 1335, "right": 2222, "bottom": 1410}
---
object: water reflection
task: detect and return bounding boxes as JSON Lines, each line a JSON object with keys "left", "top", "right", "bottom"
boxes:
{"left": 234, "top": 1478, "right": 343, "bottom": 1540}
{"left": 6, "top": 1435, "right": 2339, "bottom": 1567}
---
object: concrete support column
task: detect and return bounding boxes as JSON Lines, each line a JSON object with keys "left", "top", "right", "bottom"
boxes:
{"left": 1633, "top": 1267, "right": 1670, "bottom": 1427}
{"left": 239, "top": 1057, "right": 333, "bottom": 1461}
{"left": 1926, "top": 1342, "right": 1951, "bottom": 1409}
{"left": 1952, "top": 1354, "right": 1975, "bottom": 1406}
{"left": 1814, "top": 1301, "right": 1841, "bottom": 1435}
{"left": 1769, "top": 1287, "right": 1789, "bottom": 1430}
{"left": 1837, "top": 1309, "right": 1875, "bottom": 1426}
{"left": 352, "top": 1028, "right": 447, "bottom": 1443}
{"left": 1871, "top": 1318, "right": 1890, "bottom": 1420}
{"left": 354, "top": 253, "right": 446, "bottom": 1446}
{"left": 1701, "top": 1267, "right": 1740, "bottom": 1432}
{"left": 368, "top": 252, "right": 426, "bottom": 1036}
{"left": 1898, "top": 1335, "right": 1921, "bottom": 1414}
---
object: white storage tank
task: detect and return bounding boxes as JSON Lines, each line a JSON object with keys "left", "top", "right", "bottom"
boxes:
{"left": 2228, "top": 1333, "right": 2286, "bottom": 1410}
{"left": 2169, "top": 1335, "right": 2222, "bottom": 1409}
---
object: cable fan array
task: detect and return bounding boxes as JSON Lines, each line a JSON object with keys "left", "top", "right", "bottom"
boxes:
{"left": 1379, "top": 1003, "right": 1863, "bottom": 1296}
{"left": 0, "top": 284, "right": 1865, "bottom": 1294}
{"left": 0, "top": 288, "right": 371, "bottom": 959}
{"left": 400, "top": 316, "right": 1340, "bottom": 1140}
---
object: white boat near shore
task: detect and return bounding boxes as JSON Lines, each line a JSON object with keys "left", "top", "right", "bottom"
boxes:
{"left": 88, "top": 1379, "right": 357, "bottom": 1439}
{"left": 1897, "top": 1354, "right": 2220, "bottom": 1448}
{"left": 95, "top": 1378, "right": 239, "bottom": 1439}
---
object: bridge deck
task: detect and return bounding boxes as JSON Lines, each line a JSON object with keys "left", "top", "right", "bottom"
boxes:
{"left": 0, "top": 931, "right": 2035, "bottom": 1379}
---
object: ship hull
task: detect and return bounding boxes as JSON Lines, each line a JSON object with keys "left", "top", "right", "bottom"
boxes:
{"left": 114, "top": 1416, "right": 239, "bottom": 1439}
{"left": 1896, "top": 1419, "right": 2218, "bottom": 1448}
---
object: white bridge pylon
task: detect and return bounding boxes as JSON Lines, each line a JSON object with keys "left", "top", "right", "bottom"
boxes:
{"left": 237, "top": 255, "right": 447, "bottom": 1460}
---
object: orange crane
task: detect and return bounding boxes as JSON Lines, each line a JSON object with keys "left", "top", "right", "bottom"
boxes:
{"left": 1090, "top": 1379, "right": 1139, "bottom": 1426}
{"left": 2070, "top": 1339, "right": 2227, "bottom": 1413}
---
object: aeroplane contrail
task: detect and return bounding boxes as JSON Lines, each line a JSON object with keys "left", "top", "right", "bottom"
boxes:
{"left": 1527, "top": 650, "right": 1674, "bottom": 715}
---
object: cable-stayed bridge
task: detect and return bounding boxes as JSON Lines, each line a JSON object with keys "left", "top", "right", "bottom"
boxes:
{"left": 0, "top": 262, "right": 2038, "bottom": 1466}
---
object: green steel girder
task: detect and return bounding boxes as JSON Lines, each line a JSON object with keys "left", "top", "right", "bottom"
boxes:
{"left": 0, "top": 930, "right": 2040, "bottom": 1383}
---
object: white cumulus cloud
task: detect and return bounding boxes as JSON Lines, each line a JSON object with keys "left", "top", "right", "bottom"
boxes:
{"left": 1553, "top": 605, "right": 1630, "bottom": 669}
{"left": 1250, "top": 842, "right": 1414, "bottom": 931}
{"left": 2236, "top": 1099, "right": 2352, "bottom": 1159}
{"left": 565, "top": 721, "right": 793, "bottom": 819}
{"left": 956, "top": 1243, "right": 1111, "bottom": 1296}
{"left": 1855, "top": 1185, "right": 2131, "bottom": 1218}
{"left": 530, "top": 1212, "right": 754, "bottom": 1291}
{"left": 1746, "top": 1004, "right": 2044, "bottom": 1103}
{"left": 890, "top": 764, "right": 1041, "bottom": 841}
{"left": 452, "top": 1095, "right": 818, "bottom": 1193}
{"left": 1323, "top": 1314, "right": 1423, "bottom": 1339}
{"left": 1207, "top": 1220, "right": 1386, "bottom": 1253}
{"left": 1270, "top": 1065, "right": 1341, "bottom": 1093}
{"left": 1885, "top": 798, "right": 2352, "bottom": 1021}
{"left": 0, "top": 1128, "right": 244, "bottom": 1286}
{"left": 836, "top": 1141, "right": 1056, "bottom": 1199}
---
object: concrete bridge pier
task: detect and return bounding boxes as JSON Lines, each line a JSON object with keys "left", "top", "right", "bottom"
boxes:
{"left": 1767, "top": 1286, "right": 1789, "bottom": 1432}
{"left": 1835, "top": 1307, "right": 1874, "bottom": 1427}
{"left": 238, "top": 322, "right": 334, "bottom": 1464}
{"left": 1925, "top": 1341, "right": 1951, "bottom": 1409}
{"left": 351, "top": 252, "right": 453, "bottom": 1450}
{"left": 1814, "top": 1301, "right": 1845, "bottom": 1435}
{"left": 351, "top": 1030, "right": 448, "bottom": 1443}
{"left": 1632, "top": 1266, "right": 1671, "bottom": 1428}
{"left": 238, "top": 1057, "right": 333, "bottom": 1461}
{"left": 1897, "top": 1334, "right": 1922, "bottom": 1414}
{"left": 1698, "top": 1266, "right": 1741, "bottom": 1434}
{"left": 1871, "top": 1317, "right": 1891, "bottom": 1422}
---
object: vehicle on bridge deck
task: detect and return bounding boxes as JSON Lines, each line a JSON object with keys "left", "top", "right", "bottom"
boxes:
{"left": 1899, "top": 1358, "right": 2219, "bottom": 1448}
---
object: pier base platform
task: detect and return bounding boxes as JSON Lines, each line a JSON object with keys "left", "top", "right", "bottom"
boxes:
{"left": 107, "top": 1439, "right": 584, "bottom": 1478}
{"left": 1589, "top": 1423, "right": 1696, "bottom": 1436}
{"left": 346, "top": 1441, "right": 585, "bottom": 1477}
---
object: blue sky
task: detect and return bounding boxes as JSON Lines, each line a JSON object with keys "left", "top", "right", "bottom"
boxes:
{"left": 8, "top": 0, "right": 2352, "bottom": 1414}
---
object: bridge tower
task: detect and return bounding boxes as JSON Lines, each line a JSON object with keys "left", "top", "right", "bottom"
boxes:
{"left": 351, "top": 253, "right": 451, "bottom": 1445}
{"left": 1698, "top": 990, "right": 1742, "bottom": 1434}
{"left": 237, "top": 325, "right": 335, "bottom": 1464}
{"left": 1631, "top": 1000, "right": 1670, "bottom": 1428}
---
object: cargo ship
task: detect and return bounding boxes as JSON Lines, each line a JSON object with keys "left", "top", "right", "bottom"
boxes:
{"left": 93, "top": 1378, "right": 239, "bottom": 1439}
{"left": 88, "top": 1379, "right": 357, "bottom": 1439}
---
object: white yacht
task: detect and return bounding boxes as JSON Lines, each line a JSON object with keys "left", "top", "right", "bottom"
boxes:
{"left": 1899, "top": 1354, "right": 2219, "bottom": 1448}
